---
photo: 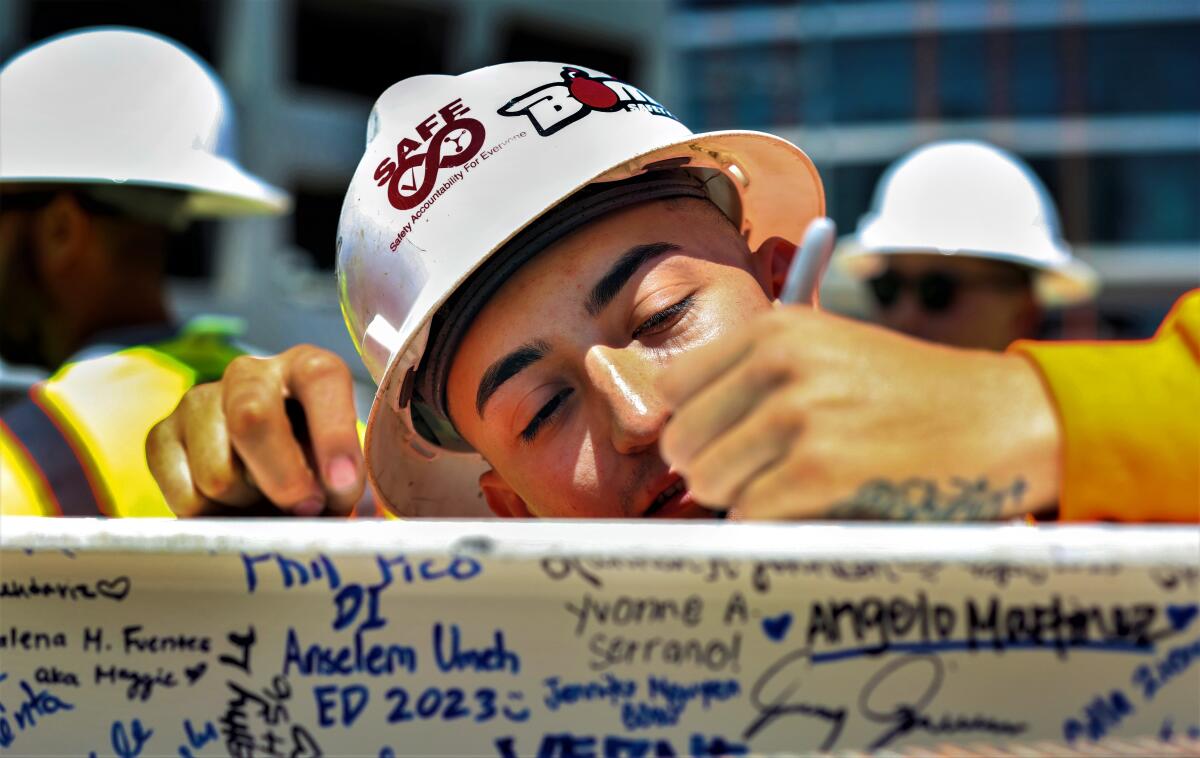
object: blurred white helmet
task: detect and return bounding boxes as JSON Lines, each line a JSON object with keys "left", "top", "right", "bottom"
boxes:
{"left": 838, "top": 140, "right": 1097, "bottom": 306}
{"left": 0, "top": 27, "right": 288, "bottom": 217}
{"left": 336, "top": 62, "right": 824, "bottom": 516}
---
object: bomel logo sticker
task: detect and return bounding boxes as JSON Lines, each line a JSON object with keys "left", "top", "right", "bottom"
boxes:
{"left": 498, "top": 66, "right": 677, "bottom": 137}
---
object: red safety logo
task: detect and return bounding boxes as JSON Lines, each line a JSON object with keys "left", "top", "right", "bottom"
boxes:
{"left": 374, "top": 99, "right": 486, "bottom": 211}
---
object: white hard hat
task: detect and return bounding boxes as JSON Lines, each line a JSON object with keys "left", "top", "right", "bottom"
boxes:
{"left": 337, "top": 62, "right": 823, "bottom": 516}
{"left": 838, "top": 140, "right": 1097, "bottom": 306}
{"left": 0, "top": 28, "right": 288, "bottom": 217}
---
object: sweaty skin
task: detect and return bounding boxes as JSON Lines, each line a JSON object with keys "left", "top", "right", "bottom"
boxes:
{"left": 658, "top": 306, "right": 1061, "bottom": 520}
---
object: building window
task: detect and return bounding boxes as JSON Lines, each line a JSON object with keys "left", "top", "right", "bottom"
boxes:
{"left": 1088, "top": 152, "right": 1200, "bottom": 244}
{"left": 1085, "top": 23, "right": 1200, "bottom": 115}
{"left": 683, "top": 43, "right": 803, "bottom": 130}
{"left": 831, "top": 36, "right": 915, "bottom": 123}
{"left": 827, "top": 161, "right": 888, "bottom": 238}
{"left": 678, "top": 0, "right": 806, "bottom": 8}
{"left": 497, "top": 19, "right": 636, "bottom": 83}
{"left": 292, "top": 0, "right": 453, "bottom": 100}
{"left": 23, "top": 0, "right": 221, "bottom": 63}
{"left": 291, "top": 184, "right": 348, "bottom": 271}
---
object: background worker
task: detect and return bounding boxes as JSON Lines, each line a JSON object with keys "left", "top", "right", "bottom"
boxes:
{"left": 146, "top": 63, "right": 1198, "bottom": 524}
{"left": 837, "top": 140, "right": 1098, "bottom": 351}
{"left": 0, "top": 28, "right": 289, "bottom": 517}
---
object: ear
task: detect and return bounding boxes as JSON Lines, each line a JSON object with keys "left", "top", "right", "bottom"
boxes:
{"left": 751, "top": 236, "right": 797, "bottom": 300}
{"left": 479, "top": 468, "right": 532, "bottom": 518}
{"left": 32, "top": 193, "right": 94, "bottom": 281}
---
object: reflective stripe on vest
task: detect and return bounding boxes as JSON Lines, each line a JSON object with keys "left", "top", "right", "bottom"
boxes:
{"left": 0, "top": 395, "right": 100, "bottom": 516}
{"left": 0, "top": 328, "right": 242, "bottom": 518}
{"left": 1, "top": 409, "right": 61, "bottom": 516}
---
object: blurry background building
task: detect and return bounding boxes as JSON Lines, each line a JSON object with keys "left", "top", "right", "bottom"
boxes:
{"left": 2, "top": 0, "right": 1197, "bottom": 380}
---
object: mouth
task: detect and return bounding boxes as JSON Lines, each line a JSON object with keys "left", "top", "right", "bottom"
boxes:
{"left": 642, "top": 476, "right": 707, "bottom": 519}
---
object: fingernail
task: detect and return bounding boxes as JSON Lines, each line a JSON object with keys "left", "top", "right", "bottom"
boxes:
{"left": 327, "top": 455, "right": 358, "bottom": 492}
{"left": 294, "top": 497, "right": 325, "bottom": 517}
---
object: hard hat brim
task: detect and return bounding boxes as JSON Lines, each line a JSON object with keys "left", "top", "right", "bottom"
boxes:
{"left": 364, "top": 129, "right": 824, "bottom": 518}
{"left": 0, "top": 151, "right": 289, "bottom": 217}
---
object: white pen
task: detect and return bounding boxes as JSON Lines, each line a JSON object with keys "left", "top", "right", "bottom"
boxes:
{"left": 778, "top": 216, "right": 837, "bottom": 307}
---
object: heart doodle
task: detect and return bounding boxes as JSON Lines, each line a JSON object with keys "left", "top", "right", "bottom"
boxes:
{"left": 95, "top": 576, "right": 131, "bottom": 601}
{"left": 1167, "top": 603, "right": 1199, "bottom": 632}
{"left": 761, "top": 612, "right": 793, "bottom": 643}
{"left": 185, "top": 662, "right": 207, "bottom": 685}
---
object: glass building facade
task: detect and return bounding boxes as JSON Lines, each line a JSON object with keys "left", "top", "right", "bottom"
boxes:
{"left": 669, "top": 0, "right": 1200, "bottom": 335}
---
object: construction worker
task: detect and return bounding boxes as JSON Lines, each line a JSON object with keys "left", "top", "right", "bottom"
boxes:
{"left": 0, "top": 28, "right": 289, "bottom": 517}
{"left": 147, "top": 63, "right": 1198, "bottom": 523}
{"left": 837, "top": 140, "right": 1098, "bottom": 351}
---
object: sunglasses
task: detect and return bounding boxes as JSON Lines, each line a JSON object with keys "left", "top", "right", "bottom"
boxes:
{"left": 868, "top": 268, "right": 1030, "bottom": 313}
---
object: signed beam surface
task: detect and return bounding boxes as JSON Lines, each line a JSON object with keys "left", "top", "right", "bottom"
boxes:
{"left": 0, "top": 518, "right": 1197, "bottom": 756}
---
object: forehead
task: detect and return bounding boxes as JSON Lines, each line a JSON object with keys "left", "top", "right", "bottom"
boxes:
{"left": 477, "top": 198, "right": 736, "bottom": 318}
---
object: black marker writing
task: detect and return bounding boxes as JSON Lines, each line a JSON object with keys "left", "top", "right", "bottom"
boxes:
{"left": 859, "top": 655, "right": 1026, "bottom": 750}
{"left": 741, "top": 649, "right": 846, "bottom": 747}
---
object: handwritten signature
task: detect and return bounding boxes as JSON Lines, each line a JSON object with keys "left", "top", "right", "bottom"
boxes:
{"left": 742, "top": 650, "right": 1027, "bottom": 751}
{"left": 859, "top": 655, "right": 1026, "bottom": 749}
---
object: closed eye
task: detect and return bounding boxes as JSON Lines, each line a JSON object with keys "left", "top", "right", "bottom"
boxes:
{"left": 633, "top": 295, "right": 695, "bottom": 340}
{"left": 520, "top": 387, "right": 574, "bottom": 443}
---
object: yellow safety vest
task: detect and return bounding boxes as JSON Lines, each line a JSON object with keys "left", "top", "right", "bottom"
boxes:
{"left": 0, "top": 322, "right": 243, "bottom": 517}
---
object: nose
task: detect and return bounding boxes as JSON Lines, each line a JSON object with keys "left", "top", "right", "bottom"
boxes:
{"left": 585, "top": 346, "right": 670, "bottom": 455}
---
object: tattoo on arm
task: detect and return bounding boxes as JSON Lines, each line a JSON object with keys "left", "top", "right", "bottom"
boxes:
{"left": 827, "top": 476, "right": 1028, "bottom": 522}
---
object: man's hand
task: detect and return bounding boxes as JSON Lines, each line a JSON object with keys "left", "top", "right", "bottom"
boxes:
{"left": 147, "top": 345, "right": 365, "bottom": 517}
{"left": 658, "top": 307, "right": 1061, "bottom": 521}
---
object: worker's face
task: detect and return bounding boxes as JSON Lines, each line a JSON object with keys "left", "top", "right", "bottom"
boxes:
{"left": 867, "top": 254, "right": 1040, "bottom": 351}
{"left": 445, "top": 199, "right": 792, "bottom": 518}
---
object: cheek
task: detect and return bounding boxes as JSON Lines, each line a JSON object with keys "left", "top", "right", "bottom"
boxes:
{"left": 951, "top": 292, "right": 1014, "bottom": 325}
{"left": 497, "top": 429, "right": 613, "bottom": 518}
{"left": 694, "top": 276, "right": 774, "bottom": 343}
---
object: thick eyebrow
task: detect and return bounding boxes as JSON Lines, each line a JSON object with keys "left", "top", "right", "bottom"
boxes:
{"left": 585, "top": 242, "right": 681, "bottom": 317}
{"left": 476, "top": 339, "right": 552, "bottom": 417}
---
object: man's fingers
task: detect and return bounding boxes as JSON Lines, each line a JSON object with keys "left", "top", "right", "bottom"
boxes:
{"left": 284, "top": 346, "right": 364, "bottom": 514}
{"left": 661, "top": 355, "right": 788, "bottom": 469}
{"left": 146, "top": 415, "right": 209, "bottom": 517}
{"left": 677, "top": 396, "right": 799, "bottom": 507}
{"left": 658, "top": 326, "right": 756, "bottom": 410}
{"left": 222, "top": 355, "right": 324, "bottom": 513}
{"left": 179, "top": 383, "right": 259, "bottom": 506}
{"left": 732, "top": 453, "right": 828, "bottom": 521}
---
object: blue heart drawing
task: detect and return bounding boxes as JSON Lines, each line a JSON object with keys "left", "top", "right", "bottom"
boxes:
{"left": 761, "top": 612, "right": 793, "bottom": 642}
{"left": 1167, "top": 603, "right": 1199, "bottom": 632}
{"left": 184, "top": 662, "right": 207, "bottom": 685}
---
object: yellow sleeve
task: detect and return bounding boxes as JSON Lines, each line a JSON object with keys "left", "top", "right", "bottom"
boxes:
{"left": 1009, "top": 290, "right": 1200, "bottom": 523}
